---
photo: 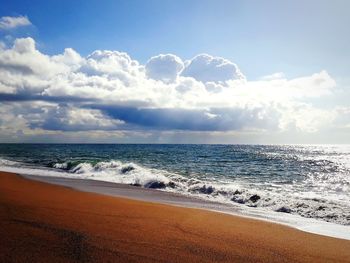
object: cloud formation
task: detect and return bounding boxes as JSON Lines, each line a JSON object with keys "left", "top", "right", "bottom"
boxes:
{"left": 145, "top": 54, "right": 184, "bottom": 83}
{"left": 182, "top": 54, "right": 245, "bottom": 83}
{"left": 0, "top": 36, "right": 348, "bottom": 143}
{"left": 0, "top": 16, "right": 32, "bottom": 30}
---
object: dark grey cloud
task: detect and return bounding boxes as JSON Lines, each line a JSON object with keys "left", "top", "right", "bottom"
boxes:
{"left": 89, "top": 105, "right": 280, "bottom": 131}
{"left": 0, "top": 93, "right": 94, "bottom": 103}
{"left": 0, "top": 62, "right": 34, "bottom": 75}
{"left": 29, "top": 104, "right": 123, "bottom": 132}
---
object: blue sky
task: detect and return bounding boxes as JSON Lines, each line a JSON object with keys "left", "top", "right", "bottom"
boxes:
{"left": 0, "top": 0, "right": 349, "bottom": 143}
{"left": 2, "top": 0, "right": 349, "bottom": 79}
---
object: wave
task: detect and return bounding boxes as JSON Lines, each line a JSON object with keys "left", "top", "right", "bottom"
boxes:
{"left": 52, "top": 160, "right": 174, "bottom": 188}
{"left": 1, "top": 157, "right": 349, "bottom": 225}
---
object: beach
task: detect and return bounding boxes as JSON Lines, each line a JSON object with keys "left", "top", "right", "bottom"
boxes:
{"left": 1, "top": 171, "right": 350, "bottom": 262}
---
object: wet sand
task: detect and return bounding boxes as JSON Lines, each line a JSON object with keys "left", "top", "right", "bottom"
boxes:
{"left": 1, "top": 171, "right": 350, "bottom": 262}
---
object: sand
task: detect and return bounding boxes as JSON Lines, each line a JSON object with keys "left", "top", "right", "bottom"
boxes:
{"left": 1, "top": 171, "right": 350, "bottom": 262}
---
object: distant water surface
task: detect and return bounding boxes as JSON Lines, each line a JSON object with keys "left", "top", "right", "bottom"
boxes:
{"left": 0, "top": 144, "right": 349, "bottom": 225}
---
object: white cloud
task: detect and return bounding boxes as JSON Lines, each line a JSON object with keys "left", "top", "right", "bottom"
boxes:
{"left": 261, "top": 72, "right": 285, "bottom": 80}
{"left": 13, "top": 37, "right": 36, "bottom": 53}
{"left": 81, "top": 50, "right": 141, "bottom": 78}
{"left": 145, "top": 54, "right": 184, "bottom": 83}
{"left": 0, "top": 38, "right": 70, "bottom": 78}
{"left": 181, "top": 54, "right": 245, "bottom": 83}
{"left": 0, "top": 15, "right": 32, "bottom": 30}
{"left": 52, "top": 48, "right": 83, "bottom": 69}
{"left": 0, "top": 103, "right": 28, "bottom": 134}
{"left": 0, "top": 37, "right": 347, "bottom": 142}
{"left": 277, "top": 102, "right": 336, "bottom": 132}
{"left": 0, "top": 41, "right": 6, "bottom": 50}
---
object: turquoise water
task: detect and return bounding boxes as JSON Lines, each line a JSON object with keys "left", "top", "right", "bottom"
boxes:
{"left": 0, "top": 144, "right": 349, "bottom": 225}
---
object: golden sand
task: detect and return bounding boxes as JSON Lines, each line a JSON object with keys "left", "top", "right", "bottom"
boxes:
{"left": 1, "top": 171, "right": 349, "bottom": 262}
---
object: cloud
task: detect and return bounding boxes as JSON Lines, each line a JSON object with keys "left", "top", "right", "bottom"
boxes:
{"left": 145, "top": 54, "right": 184, "bottom": 83}
{"left": 261, "top": 72, "right": 285, "bottom": 80}
{"left": 93, "top": 104, "right": 280, "bottom": 131}
{"left": 0, "top": 37, "right": 347, "bottom": 143}
{"left": 181, "top": 54, "right": 245, "bottom": 83}
{"left": 38, "top": 105, "right": 124, "bottom": 131}
{"left": 0, "top": 15, "right": 32, "bottom": 30}
{"left": 0, "top": 37, "right": 69, "bottom": 77}
{"left": 0, "top": 102, "right": 124, "bottom": 132}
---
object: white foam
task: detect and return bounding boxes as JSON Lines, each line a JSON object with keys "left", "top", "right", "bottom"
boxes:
{"left": 231, "top": 205, "right": 350, "bottom": 240}
{"left": 0, "top": 159, "right": 172, "bottom": 188}
{"left": 0, "top": 165, "right": 73, "bottom": 178}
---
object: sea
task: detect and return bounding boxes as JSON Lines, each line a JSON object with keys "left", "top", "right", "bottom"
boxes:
{"left": 0, "top": 144, "right": 349, "bottom": 228}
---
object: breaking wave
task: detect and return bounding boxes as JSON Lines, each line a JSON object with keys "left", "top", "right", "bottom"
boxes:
{"left": 52, "top": 160, "right": 173, "bottom": 188}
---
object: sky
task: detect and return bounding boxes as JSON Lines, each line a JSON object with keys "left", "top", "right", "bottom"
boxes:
{"left": 0, "top": 0, "right": 349, "bottom": 144}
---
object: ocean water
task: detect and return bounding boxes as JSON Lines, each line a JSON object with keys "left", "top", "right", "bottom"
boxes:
{"left": 0, "top": 144, "right": 349, "bottom": 226}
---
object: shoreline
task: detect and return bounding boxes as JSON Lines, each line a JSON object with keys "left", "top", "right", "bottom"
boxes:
{"left": 18, "top": 172, "right": 350, "bottom": 241}
{"left": 1, "top": 171, "right": 350, "bottom": 262}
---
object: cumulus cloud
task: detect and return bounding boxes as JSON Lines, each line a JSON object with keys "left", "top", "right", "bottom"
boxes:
{"left": 145, "top": 54, "right": 184, "bottom": 83}
{"left": 181, "top": 54, "right": 245, "bottom": 83}
{"left": 0, "top": 38, "right": 70, "bottom": 78}
{"left": 0, "top": 15, "right": 32, "bottom": 30}
{"left": 0, "top": 36, "right": 347, "bottom": 143}
{"left": 81, "top": 50, "right": 141, "bottom": 78}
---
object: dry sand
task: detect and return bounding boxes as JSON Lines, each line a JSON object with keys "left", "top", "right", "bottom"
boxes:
{"left": 1, "top": 171, "right": 350, "bottom": 262}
